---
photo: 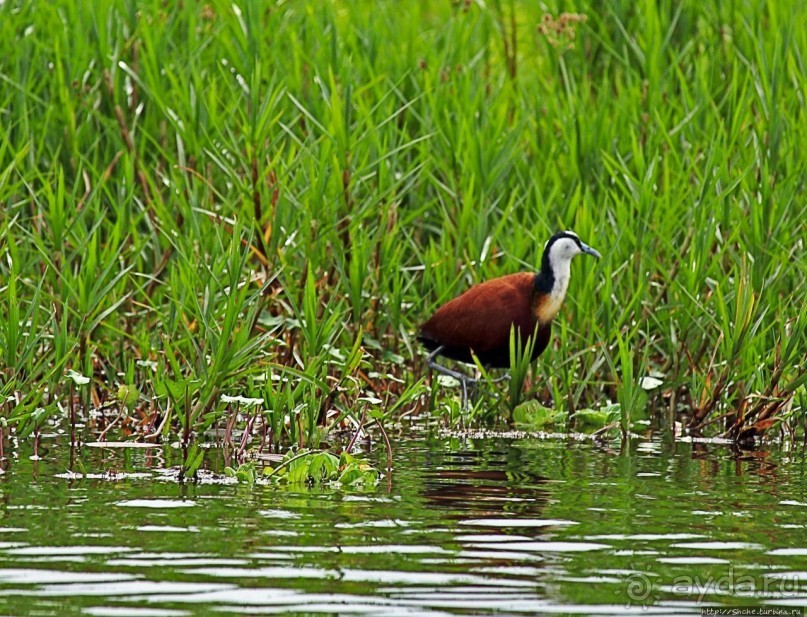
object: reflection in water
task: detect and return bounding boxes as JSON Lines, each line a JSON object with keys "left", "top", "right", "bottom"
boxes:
{"left": 0, "top": 436, "right": 806, "bottom": 615}
{"left": 421, "top": 447, "right": 552, "bottom": 521}
{"left": 422, "top": 468, "right": 551, "bottom": 516}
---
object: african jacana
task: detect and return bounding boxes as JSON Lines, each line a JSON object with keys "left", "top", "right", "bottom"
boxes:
{"left": 419, "top": 230, "right": 601, "bottom": 406}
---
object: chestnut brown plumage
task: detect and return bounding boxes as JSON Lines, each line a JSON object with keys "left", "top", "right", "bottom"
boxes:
{"left": 420, "top": 273, "right": 553, "bottom": 368}
{"left": 419, "top": 231, "right": 601, "bottom": 404}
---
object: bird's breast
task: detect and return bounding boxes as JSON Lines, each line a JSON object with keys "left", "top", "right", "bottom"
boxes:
{"left": 533, "top": 268, "right": 570, "bottom": 324}
{"left": 534, "top": 295, "right": 563, "bottom": 324}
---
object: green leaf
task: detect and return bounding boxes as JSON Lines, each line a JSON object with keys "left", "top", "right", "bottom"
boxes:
{"left": 287, "top": 460, "right": 310, "bottom": 484}
{"left": 572, "top": 404, "right": 621, "bottom": 429}
{"left": 182, "top": 444, "right": 205, "bottom": 478}
{"left": 117, "top": 384, "right": 139, "bottom": 406}
{"left": 338, "top": 464, "right": 364, "bottom": 485}
{"left": 308, "top": 452, "right": 329, "bottom": 480}
{"left": 512, "top": 400, "right": 568, "bottom": 428}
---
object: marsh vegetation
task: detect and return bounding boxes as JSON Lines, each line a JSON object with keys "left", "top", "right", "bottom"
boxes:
{"left": 0, "top": 0, "right": 805, "bottom": 466}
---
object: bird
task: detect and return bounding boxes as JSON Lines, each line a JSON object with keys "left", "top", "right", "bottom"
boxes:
{"left": 419, "top": 230, "right": 601, "bottom": 406}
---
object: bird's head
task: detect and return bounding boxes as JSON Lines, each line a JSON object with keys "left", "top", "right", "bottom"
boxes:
{"left": 543, "top": 230, "right": 601, "bottom": 270}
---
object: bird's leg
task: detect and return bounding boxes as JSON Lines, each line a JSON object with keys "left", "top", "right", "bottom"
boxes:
{"left": 426, "top": 347, "right": 472, "bottom": 382}
{"left": 460, "top": 380, "right": 468, "bottom": 420}
{"left": 488, "top": 373, "right": 511, "bottom": 384}
{"left": 467, "top": 379, "right": 480, "bottom": 407}
{"left": 427, "top": 347, "right": 477, "bottom": 410}
{"left": 460, "top": 377, "right": 481, "bottom": 412}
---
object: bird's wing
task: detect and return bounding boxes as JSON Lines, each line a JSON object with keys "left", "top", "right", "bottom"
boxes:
{"left": 420, "top": 273, "right": 537, "bottom": 352}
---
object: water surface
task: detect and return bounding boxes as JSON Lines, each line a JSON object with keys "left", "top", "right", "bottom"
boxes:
{"left": 1, "top": 435, "right": 806, "bottom": 615}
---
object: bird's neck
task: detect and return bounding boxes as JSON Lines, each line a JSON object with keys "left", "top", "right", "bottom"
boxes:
{"left": 534, "top": 258, "right": 571, "bottom": 322}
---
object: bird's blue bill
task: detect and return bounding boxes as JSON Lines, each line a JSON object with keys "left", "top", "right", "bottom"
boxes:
{"left": 580, "top": 243, "right": 602, "bottom": 259}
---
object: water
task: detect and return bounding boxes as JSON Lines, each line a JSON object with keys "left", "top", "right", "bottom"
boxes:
{"left": 1, "top": 435, "right": 806, "bottom": 615}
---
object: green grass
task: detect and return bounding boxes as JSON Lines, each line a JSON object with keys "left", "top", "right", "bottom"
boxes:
{"left": 0, "top": 0, "right": 805, "bottom": 452}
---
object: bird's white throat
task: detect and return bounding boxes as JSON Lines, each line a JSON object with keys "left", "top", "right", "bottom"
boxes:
{"left": 541, "top": 251, "right": 573, "bottom": 322}
{"left": 536, "top": 234, "right": 583, "bottom": 323}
